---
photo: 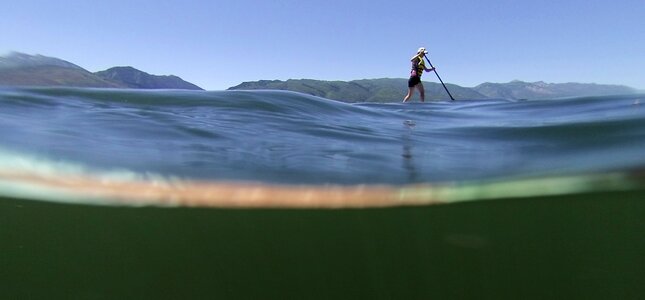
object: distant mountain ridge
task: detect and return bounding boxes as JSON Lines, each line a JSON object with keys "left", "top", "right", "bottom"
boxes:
{"left": 1, "top": 52, "right": 638, "bottom": 100}
{"left": 473, "top": 80, "right": 636, "bottom": 100}
{"left": 0, "top": 52, "right": 203, "bottom": 90}
{"left": 95, "top": 67, "right": 202, "bottom": 90}
{"left": 229, "top": 79, "right": 638, "bottom": 102}
{"left": 230, "top": 78, "right": 485, "bottom": 102}
{"left": 0, "top": 52, "right": 85, "bottom": 71}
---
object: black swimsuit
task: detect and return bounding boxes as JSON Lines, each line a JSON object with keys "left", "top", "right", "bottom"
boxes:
{"left": 408, "top": 75, "right": 421, "bottom": 87}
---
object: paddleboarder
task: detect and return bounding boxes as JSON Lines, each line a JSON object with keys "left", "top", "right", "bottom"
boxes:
{"left": 403, "top": 47, "right": 435, "bottom": 102}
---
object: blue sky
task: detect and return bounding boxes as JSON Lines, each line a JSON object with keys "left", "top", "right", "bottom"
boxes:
{"left": 2, "top": 0, "right": 643, "bottom": 90}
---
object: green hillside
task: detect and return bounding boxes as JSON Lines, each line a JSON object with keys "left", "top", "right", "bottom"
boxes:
{"left": 230, "top": 78, "right": 639, "bottom": 103}
{"left": 229, "top": 78, "right": 484, "bottom": 102}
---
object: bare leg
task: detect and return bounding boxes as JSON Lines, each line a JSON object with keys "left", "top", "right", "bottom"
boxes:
{"left": 403, "top": 87, "right": 414, "bottom": 102}
{"left": 417, "top": 83, "right": 425, "bottom": 102}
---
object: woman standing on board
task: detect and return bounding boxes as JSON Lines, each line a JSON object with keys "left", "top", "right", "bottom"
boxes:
{"left": 403, "top": 47, "right": 435, "bottom": 102}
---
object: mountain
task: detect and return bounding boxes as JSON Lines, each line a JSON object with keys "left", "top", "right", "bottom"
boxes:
{"left": 95, "top": 67, "right": 202, "bottom": 90}
{"left": 230, "top": 79, "right": 639, "bottom": 102}
{"left": 0, "top": 65, "right": 123, "bottom": 88}
{"left": 2, "top": 52, "right": 638, "bottom": 99}
{"left": 0, "top": 52, "right": 85, "bottom": 71}
{"left": 0, "top": 52, "right": 121, "bottom": 88}
{"left": 473, "top": 80, "right": 636, "bottom": 100}
{"left": 228, "top": 78, "right": 485, "bottom": 102}
{"left": 0, "top": 52, "right": 202, "bottom": 90}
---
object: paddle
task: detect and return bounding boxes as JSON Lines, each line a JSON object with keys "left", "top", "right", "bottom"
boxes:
{"left": 424, "top": 54, "right": 455, "bottom": 101}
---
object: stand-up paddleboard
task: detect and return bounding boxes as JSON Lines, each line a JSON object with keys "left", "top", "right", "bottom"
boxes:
{"left": 0, "top": 167, "right": 641, "bottom": 208}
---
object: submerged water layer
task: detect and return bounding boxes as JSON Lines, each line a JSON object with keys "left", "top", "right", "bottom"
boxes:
{"left": 1, "top": 189, "right": 644, "bottom": 299}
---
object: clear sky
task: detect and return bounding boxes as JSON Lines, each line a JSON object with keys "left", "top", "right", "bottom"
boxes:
{"left": 2, "top": 0, "right": 643, "bottom": 90}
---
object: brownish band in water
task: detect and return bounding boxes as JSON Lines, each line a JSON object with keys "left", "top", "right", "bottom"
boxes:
{"left": 0, "top": 171, "right": 444, "bottom": 208}
{"left": 1, "top": 170, "right": 642, "bottom": 208}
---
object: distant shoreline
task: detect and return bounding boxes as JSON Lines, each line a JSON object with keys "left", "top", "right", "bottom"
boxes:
{"left": 1, "top": 53, "right": 639, "bottom": 102}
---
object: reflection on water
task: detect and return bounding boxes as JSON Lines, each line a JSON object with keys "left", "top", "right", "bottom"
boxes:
{"left": 402, "top": 120, "right": 419, "bottom": 182}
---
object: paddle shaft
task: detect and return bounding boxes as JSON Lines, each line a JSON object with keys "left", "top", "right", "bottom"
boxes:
{"left": 424, "top": 55, "right": 455, "bottom": 101}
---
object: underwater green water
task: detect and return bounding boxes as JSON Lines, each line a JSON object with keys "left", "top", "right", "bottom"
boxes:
{"left": 2, "top": 190, "right": 644, "bottom": 299}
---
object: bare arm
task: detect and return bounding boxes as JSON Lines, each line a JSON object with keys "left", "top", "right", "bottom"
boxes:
{"left": 424, "top": 60, "right": 436, "bottom": 72}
